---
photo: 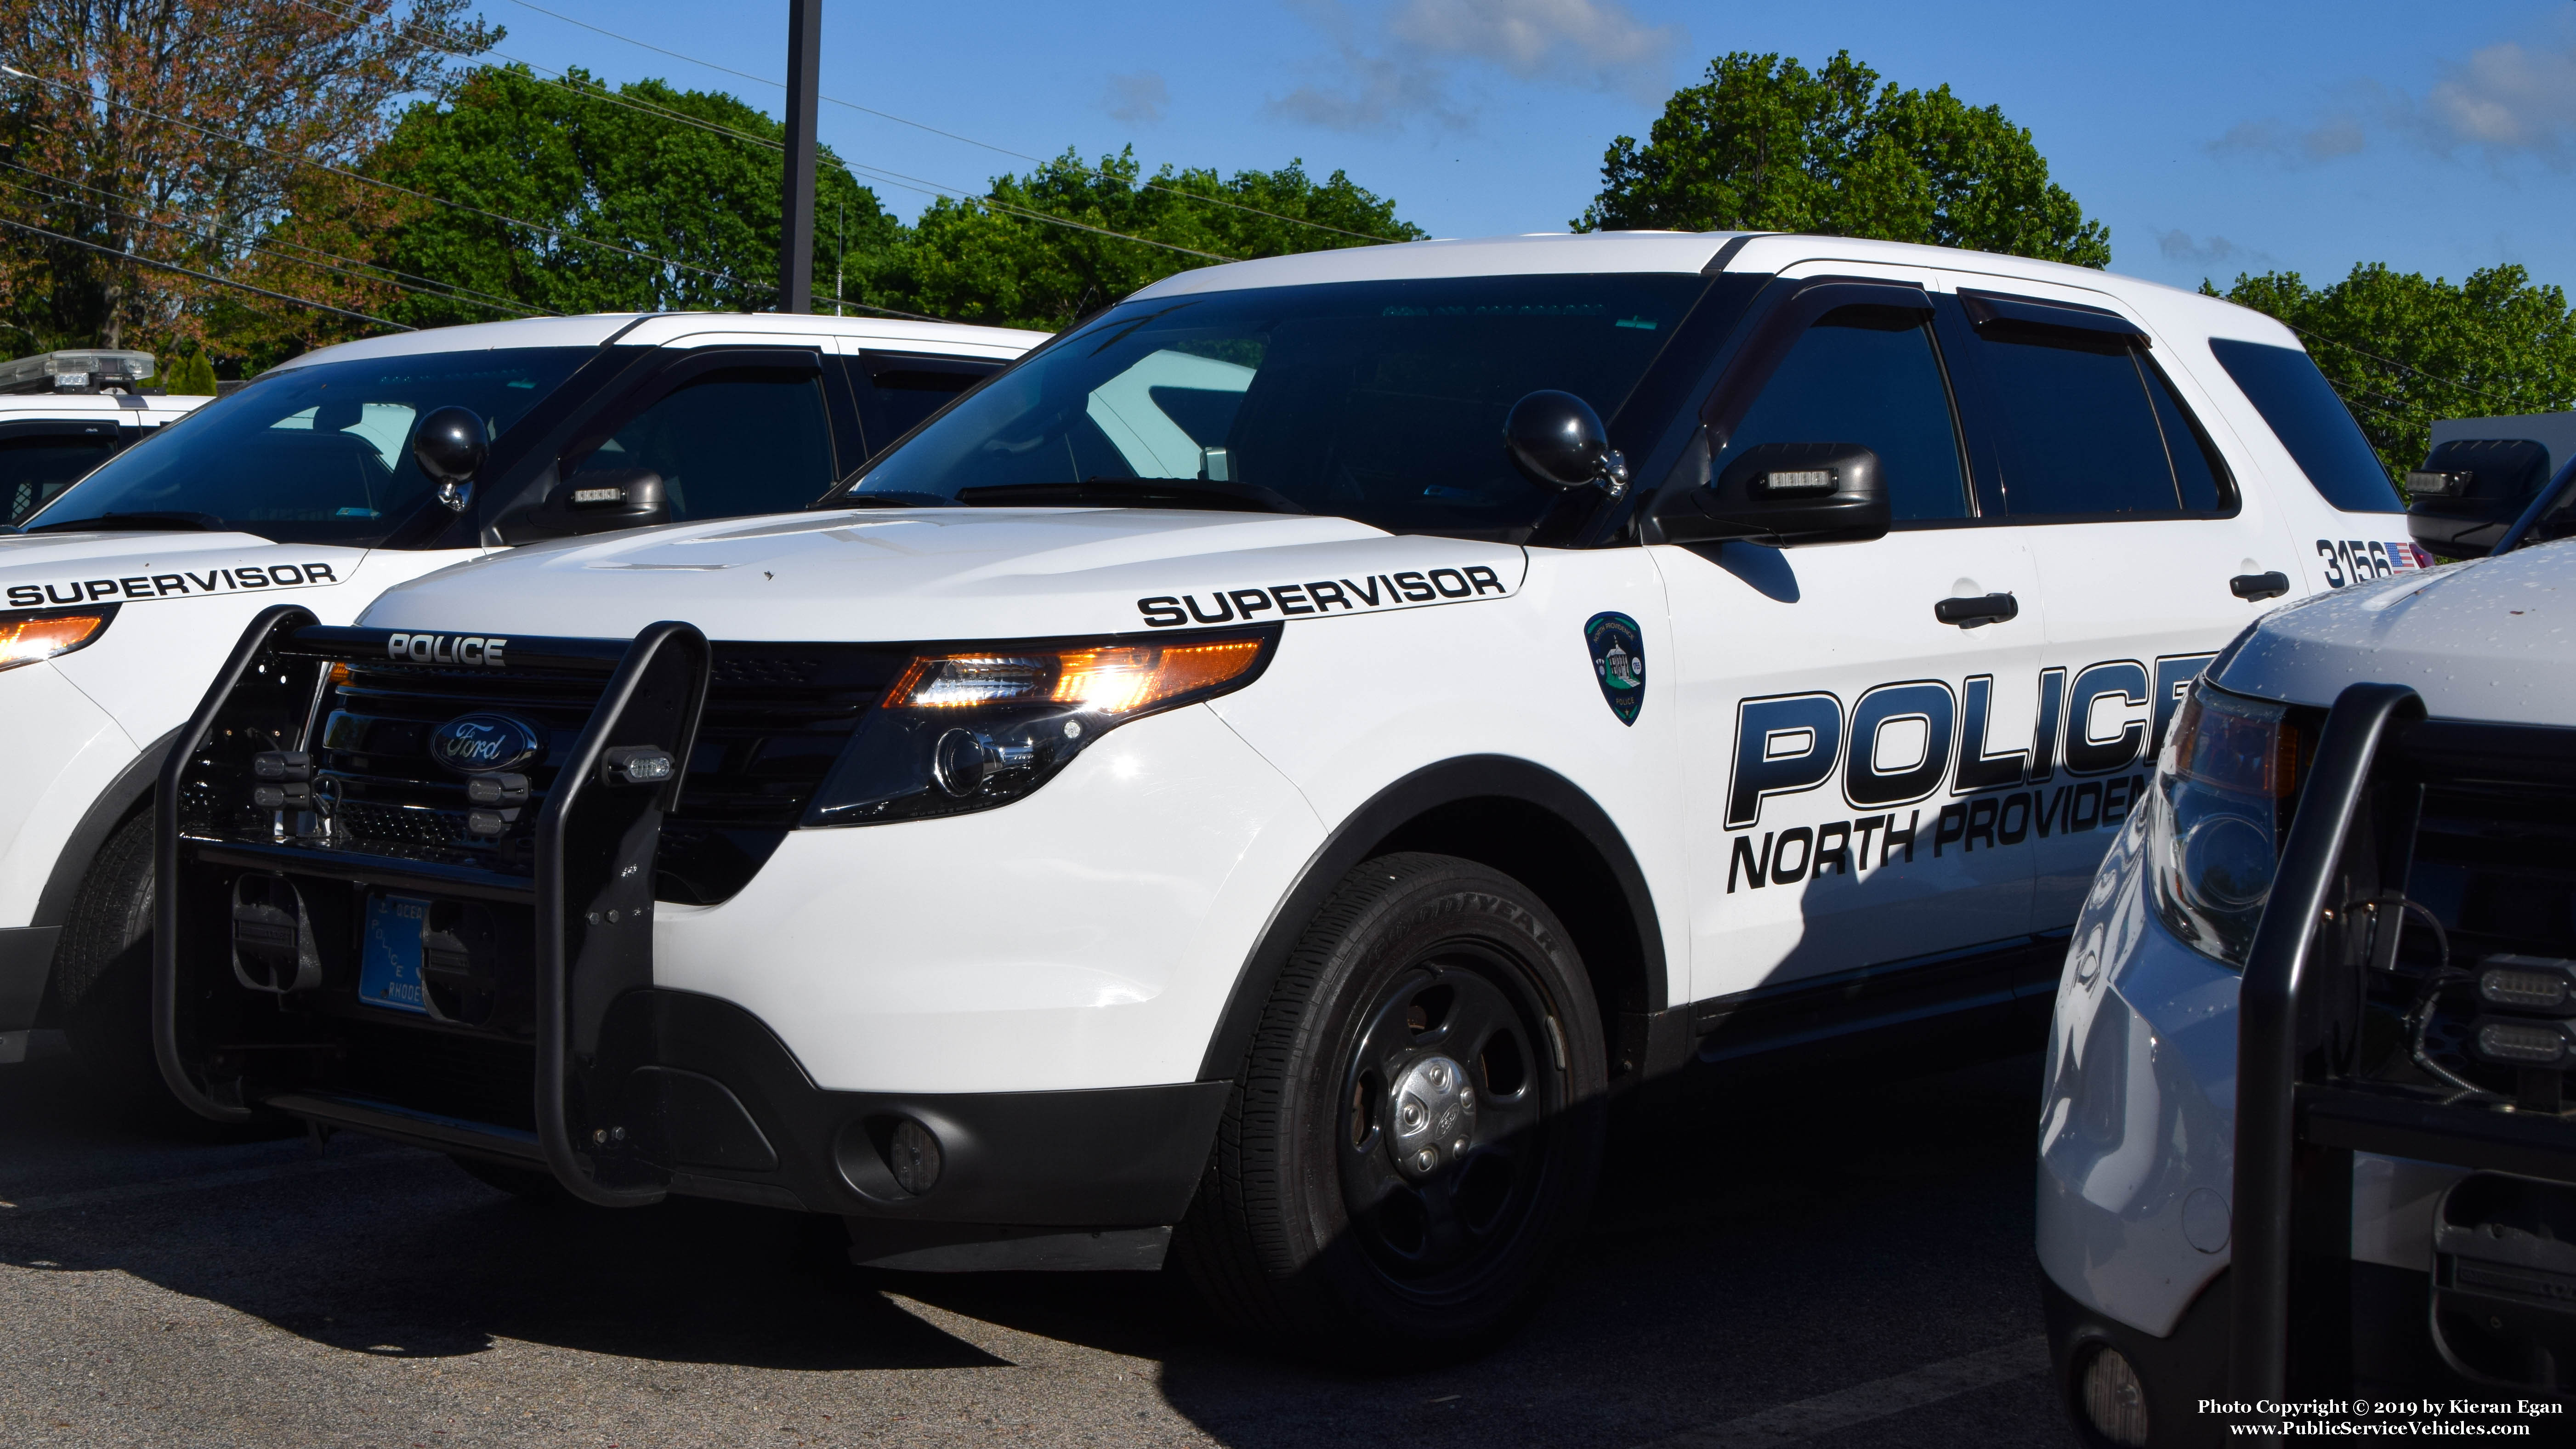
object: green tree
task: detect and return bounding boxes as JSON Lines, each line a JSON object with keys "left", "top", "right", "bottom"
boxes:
{"left": 159, "top": 347, "right": 218, "bottom": 395}
{"left": 893, "top": 149, "right": 1422, "bottom": 330}
{"left": 1577, "top": 51, "right": 2110, "bottom": 267}
{"left": 2216, "top": 263, "right": 2576, "bottom": 483}
{"left": 0, "top": 0, "right": 487, "bottom": 356}
{"left": 351, "top": 64, "right": 900, "bottom": 328}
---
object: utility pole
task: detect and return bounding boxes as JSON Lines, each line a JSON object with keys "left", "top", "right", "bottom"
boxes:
{"left": 777, "top": 0, "right": 821, "bottom": 313}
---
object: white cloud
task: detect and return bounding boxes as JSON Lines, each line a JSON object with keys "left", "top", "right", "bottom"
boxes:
{"left": 2213, "top": 39, "right": 2576, "bottom": 171}
{"left": 1389, "top": 0, "right": 1682, "bottom": 99}
{"left": 2420, "top": 41, "right": 2576, "bottom": 162}
{"left": 1104, "top": 70, "right": 1170, "bottom": 127}
{"left": 2155, "top": 228, "right": 2272, "bottom": 271}
{"left": 2206, "top": 112, "right": 2367, "bottom": 165}
{"left": 1265, "top": 0, "right": 1680, "bottom": 134}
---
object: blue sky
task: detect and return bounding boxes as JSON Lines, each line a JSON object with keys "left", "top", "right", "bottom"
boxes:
{"left": 480, "top": 0, "right": 2576, "bottom": 296}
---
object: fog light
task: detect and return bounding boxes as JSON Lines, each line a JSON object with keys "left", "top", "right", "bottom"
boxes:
{"left": 888, "top": 1118, "right": 942, "bottom": 1196}
{"left": 252, "top": 780, "right": 312, "bottom": 810}
{"left": 2478, "top": 956, "right": 2576, "bottom": 1016}
{"left": 2471, "top": 1017, "right": 2574, "bottom": 1069}
{"left": 2078, "top": 1345, "right": 2149, "bottom": 1448}
{"left": 601, "top": 746, "right": 673, "bottom": 787}
{"left": 252, "top": 750, "right": 311, "bottom": 781}
{"left": 465, "top": 771, "right": 529, "bottom": 806}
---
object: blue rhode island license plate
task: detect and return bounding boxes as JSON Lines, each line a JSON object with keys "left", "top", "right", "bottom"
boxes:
{"left": 358, "top": 894, "right": 430, "bottom": 1014}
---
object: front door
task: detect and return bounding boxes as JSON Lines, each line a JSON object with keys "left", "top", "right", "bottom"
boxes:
{"left": 1659, "top": 280, "right": 2044, "bottom": 1011}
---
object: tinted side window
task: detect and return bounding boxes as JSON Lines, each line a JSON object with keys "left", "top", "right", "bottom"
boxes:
{"left": 571, "top": 367, "right": 834, "bottom": 523}
{"left": 852, "top": 355, "right": 1001, "bottom": 458}
{"left": 1, "top": 432, "right": 119, "bottom": 524}
{"left": 1718, "top": 305, "right": 1969, "bottom": 523}
{"left": 2207, "top": 339, "right": 2404, "bottom": 514}
{"left": 1979, "top": 326, "right": 2200, "bottom": 517}
{"left": 2146, "top": 364, "right": 2229, "bottom": 513}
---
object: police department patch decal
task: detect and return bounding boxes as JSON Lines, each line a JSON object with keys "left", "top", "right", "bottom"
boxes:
{"left": 1584, "top": 612, "right": 1645, "bottom": 726}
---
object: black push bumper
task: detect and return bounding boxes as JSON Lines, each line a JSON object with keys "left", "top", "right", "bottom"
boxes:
{"left": 153, "top": 607, "right": 1221, "bottom": 1238}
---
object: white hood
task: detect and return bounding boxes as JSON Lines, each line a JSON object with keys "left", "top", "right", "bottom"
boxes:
{"left": 0, "top": 529, "right": 366, "bottom": 612}
{"left": 359, "top": 507, "right": 1529, "bottom": 642}
{"left": 2214, "top": 538, "right": 2576, "bottom": 725}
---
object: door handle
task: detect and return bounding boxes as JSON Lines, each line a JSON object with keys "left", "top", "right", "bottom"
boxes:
{"left": 1933, "top": 592, "right": 2020, "bottom": 627}
{"left": 2230, "top": 571, "right": 2291, "bottom": 601}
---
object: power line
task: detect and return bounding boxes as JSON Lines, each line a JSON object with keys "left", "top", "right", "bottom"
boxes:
{"left": 0, "top": 215, "right": 412, "bottom": 329}
{"left": 0, "top": 162, "right": 553, "bottom": 319}
{"left": 0, "top": 61, "right": 763, "bottom": 296}
{"left": 284, "top": 1, "right": 1243, "bottom": 267}
{"left": 502, "top": 0, "right": 1395, "bottom": 244}
{"left": 2282, "top": 319, "right": 2523, "bottom": 409}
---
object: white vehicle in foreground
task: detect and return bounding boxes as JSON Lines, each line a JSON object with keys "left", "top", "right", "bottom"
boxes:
{"left": 0, "top": 314, "right": 1038, "bottom": 1083}
{"left": 2040, "top": 475, "right": 2576, "bottom": 1440}
{"left": 159, "top": 231, "right": 2411, "bottom": 1355}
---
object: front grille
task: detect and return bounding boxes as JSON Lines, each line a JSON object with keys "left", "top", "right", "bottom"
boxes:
{"left": 2353, "top": 729, "right": 2576, "bottom": 1100}
{"left": 304, "top": 642, "right": 910, "bottom": 900}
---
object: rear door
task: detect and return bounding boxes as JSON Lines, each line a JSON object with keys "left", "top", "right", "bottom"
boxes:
{"left": 1658, "top": 274, "right": 2044, "bottom": 1015}
{"left": 1930, "top": 277, "right": 2304, "bottom": 932}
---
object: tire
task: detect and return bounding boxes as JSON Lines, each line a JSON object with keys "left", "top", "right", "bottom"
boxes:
{"left": 1177, "top": 852, "right": 1607, "bottom": 1363}
{"left": 54, "top": 812, "right": 193, "bottom": 1126}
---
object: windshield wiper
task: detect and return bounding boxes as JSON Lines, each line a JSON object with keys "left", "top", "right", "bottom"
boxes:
{"left": 817, "top": 489, "right": 960, "bottom": 510}
{"left": 955, "top": 478, "right": 1307, "bottom": 515}
{"left": 23, "top": 510, "right": 231, "bottom": 534}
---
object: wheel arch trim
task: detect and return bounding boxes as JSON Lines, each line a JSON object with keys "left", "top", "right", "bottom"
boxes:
{"left": 1194, "top": 753, "right": 1667, "bottom": 1082}
{"left": 32, "top": 724, "right": 177, "bottom": 932}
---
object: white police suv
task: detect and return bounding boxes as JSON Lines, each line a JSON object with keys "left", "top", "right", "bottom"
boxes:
{"left": 0, "top": 313, "right": 1037, "bottom": 1085}
{"left": 2041, "top": 470, "right": 2576, "bottom": 1440}
{"left": 0, "top": 349, "right": 210, "bottom": 528}
{"left": 157, "top": 231, "right": 2409, "bottom": 1356}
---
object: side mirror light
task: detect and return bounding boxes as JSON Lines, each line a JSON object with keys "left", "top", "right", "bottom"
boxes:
{"left": 1654, "top": 440, "right": 1890, "bottom": 546}
{"left": 521, "top": 468, "right": 670, "bottom": 538}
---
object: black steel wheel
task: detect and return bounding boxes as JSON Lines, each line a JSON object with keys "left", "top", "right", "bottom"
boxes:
{"left": 1178, "top": 852, "right": 1606, "bottom": 1361}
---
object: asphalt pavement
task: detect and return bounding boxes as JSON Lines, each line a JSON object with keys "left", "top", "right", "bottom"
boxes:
{"left": 0, "top": 1035, "right": 2076, "bottom": 1448}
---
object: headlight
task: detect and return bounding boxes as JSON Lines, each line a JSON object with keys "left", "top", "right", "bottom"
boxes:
{"left": 2143, "top": 679, "right": 2315, "bottom": 966}
{"left": 804, "top": 627, "right": 1278, "bottom": 825}
{"left": 0, "top": 605, "right": 114, "bottom": 673}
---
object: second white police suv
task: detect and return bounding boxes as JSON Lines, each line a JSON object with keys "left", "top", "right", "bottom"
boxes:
{"left": 160, "top": 230, "right": 2410, "bottom": 1357}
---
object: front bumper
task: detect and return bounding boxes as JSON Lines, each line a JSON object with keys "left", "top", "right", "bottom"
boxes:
{"left": 153, "top": 610, "right": 1244, "bottom": 1233}
{"left": 270, "top": 983, "right": 1224, "bottom": 1227}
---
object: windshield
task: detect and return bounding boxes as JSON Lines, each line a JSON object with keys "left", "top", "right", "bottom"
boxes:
{"left": 24, "top": 348, "right": 590, "bottom": 546}
{"left": 844, "top": 274, "right": 1713, "bottom": 539}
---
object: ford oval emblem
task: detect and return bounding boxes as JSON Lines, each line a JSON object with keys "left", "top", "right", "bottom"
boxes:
{"left": 428, "top": 712, "right": 543, "bottom": 774}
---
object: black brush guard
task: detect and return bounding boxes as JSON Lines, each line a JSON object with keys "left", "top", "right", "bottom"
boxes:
{"left": 153, "top": 605, "right": 710, "bottom": 1206}
{"left": 2230, "top": 682, "right": 2576, "bottom": 1419}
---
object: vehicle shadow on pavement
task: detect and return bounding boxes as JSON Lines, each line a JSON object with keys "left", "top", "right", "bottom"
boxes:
{"left": 886, "top": 1050, "right": 2077, "bottom": 1449}
{"left": 0, "top": 1044, "right": 1004, "bottom": 1372}
{"left": 0, "top": 1041, "right": 2075, "bottom": 1445}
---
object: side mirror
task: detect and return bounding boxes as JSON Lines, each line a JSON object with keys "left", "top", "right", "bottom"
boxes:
{"left": 1504, "top": 390, "right": 1628, "bottom": 496}
{"left": 2406, "top": 439, "right": 2552, "bottom": 561}
{"left": 411, "top": 406, "right": 487, "bottom": 513}
{"left": 1655, "top": 440, "right": 1889, "bottom": 546}
{"left": 523, "top": 468, "right": 670, "bottom": 537}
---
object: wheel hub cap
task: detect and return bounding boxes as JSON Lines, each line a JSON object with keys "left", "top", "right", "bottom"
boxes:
{"left": 1388, "top": 1053, "right": 1475, "bottom": 1180}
